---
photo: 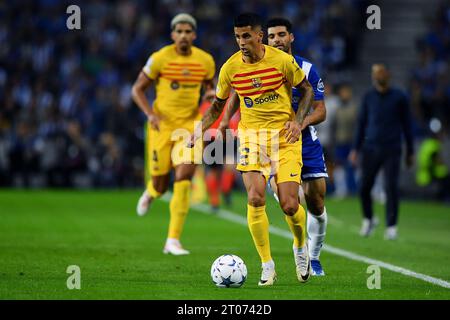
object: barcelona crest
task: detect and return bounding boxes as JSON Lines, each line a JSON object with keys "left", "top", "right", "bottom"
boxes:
{"left": 251, "top": 77, "right": 262, "bottom": 88}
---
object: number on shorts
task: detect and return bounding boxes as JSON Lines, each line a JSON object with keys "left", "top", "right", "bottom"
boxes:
{"left": 309, "top": 126, "right": 318, "bottom": 141}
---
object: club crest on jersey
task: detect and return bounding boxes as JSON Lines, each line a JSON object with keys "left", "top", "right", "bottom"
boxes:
{"left": 251, "top": 77, "right": 262, "bottom": 88}
{"left": 171, "top": 80, "right": 180, "bottom": 90}
{"left": 317, "top": 78, "right": 325, "bottom": 92}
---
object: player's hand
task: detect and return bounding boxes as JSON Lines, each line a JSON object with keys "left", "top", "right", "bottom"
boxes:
{"left": 284, "top": 121, "right": 302, "bottom": 143}
{"left": 348, "top": 150, "right": 358, "bottom": 167}
{"left": 202, "top": 89, "right": 216, "bottom": 103}
{"left": 147, "top": 113, "right": 161, "bottom": 131}
{"left": 186, "top": 134, "right": 196, "bottom": 148}
{"left": 405, "top": 153, "right": 415, "bottom": 168}
{"left": 186, "top": 132, "right": 202, "bottom": 148}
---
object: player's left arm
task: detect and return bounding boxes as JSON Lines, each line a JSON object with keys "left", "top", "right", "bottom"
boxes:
{"left": 283, "top": 56, "right": 314, "bottom": 143}
{"left": 294, "top": 78, "right": 314, "bottom": 127}
{"left": 285, "top": 78, "right": 314, "bottom": 143}
{"left": 301, "top": 100, "right": 326, "bottom": 131}
{"left": 299, "top": 68, "right": 326, "bottom": 130}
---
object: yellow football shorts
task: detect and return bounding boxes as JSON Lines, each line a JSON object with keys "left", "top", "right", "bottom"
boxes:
{"left": 236, "top": 128, "right": 303, "bottom": 184}
{"left": 146, "top": 114, "right": 202, "bottom": 176}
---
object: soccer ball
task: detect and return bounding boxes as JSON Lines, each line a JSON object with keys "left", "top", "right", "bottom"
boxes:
{"left": 210, "top": 254, "right": 247, "bottom": 288}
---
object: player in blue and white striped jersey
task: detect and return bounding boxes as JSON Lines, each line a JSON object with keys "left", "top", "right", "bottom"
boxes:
{"left": 266, "top": 17, "right": 328, "bottom": 276}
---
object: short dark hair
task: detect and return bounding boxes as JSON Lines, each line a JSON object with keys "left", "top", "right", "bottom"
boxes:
{"left": 234, "top": 13, "right": 263, "bottom": 29}
{"left": 266, "top": 17, "right": 292, "bottom": 33}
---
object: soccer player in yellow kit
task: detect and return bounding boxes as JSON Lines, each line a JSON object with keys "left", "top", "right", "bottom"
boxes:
{"left": 132, "top": 13, "right": 215, "bottom": 255}
{"left": 190, "top": 13, "right": 314, "bottom": 285}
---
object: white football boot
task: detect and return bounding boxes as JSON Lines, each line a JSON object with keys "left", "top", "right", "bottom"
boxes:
{"left": 163, "top": 239, "right": 190, "bottom": 255}
{"left": 384, "top": 225, "right": 398, "bottom": 240}
{"left": 136, "top": 190, "right": 153, "bottom": 216}
{"left": 258, "top": 260, "right": 277, "bottom": 286}
{"left": 294, "top": 245, "right": 311, "bottom": 283}
{"left": 359, "top": 216, "right": 379, "bottom": 237}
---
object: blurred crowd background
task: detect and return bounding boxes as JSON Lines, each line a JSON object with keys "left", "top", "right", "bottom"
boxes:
{"left": 0, "top": 0, "right": 448, "bottom": 202}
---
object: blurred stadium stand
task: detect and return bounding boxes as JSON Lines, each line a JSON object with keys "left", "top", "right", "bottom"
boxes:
{"left": 0, "top": 0, "right": 448, "bottom": 199}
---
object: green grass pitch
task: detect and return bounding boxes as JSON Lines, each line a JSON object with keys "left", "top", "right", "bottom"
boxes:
{"left": 0, "top": 189, "right": 449, "bottom": 299}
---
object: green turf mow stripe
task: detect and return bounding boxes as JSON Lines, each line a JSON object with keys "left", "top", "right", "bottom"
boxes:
{"left": 163, "top": 196, "right": 450, "bottom": 290}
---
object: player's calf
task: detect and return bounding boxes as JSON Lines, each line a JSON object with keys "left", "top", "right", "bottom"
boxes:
{"left": 304, "top": 179, "right": 327, "bottom": 276}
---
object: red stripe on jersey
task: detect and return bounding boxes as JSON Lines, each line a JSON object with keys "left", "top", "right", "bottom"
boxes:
{"left": 235, "top": 81, "right": 285, "bottom": 97}
{"left": 233, "top": 79, "right": 284, "bottom": 91}
{"left": 160, "top": 76, "right": 203, "bottom": 83}
{"left": 164, "top": 67, "right": 207, "bottom": 72}
{"left": 231, "top": 73, "right": 283, "bottom": 85}
{"left": 168, "top": 62, "right": 203, "bottom": 67}
{"left": 233, "top": 68, "right": 278, "bottom": 78}
{"left": 160, "top": 73, "right": 205, "bottom": 79}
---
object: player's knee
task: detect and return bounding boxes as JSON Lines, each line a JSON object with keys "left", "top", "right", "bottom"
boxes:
{"left": 175, "top": 165, "right": 196, "bottom": 181}
{"left": 153, "top": 179, "right": 169, "bottom": 194}
{"left": 306, "top": 194, "right": 324, "bottom": 216}
{"left": 280, "top": 198, "right": 298, "bottom": 216}
{"left": 247, "top": 195, "right": 265, "bottom": 207}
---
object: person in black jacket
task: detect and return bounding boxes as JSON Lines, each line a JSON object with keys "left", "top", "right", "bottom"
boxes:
{"left": 349, "top": 63, "right": 415, "bottom": 240}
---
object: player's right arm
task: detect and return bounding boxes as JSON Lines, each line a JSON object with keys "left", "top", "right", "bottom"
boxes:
{"left": 188, "top": 64, "right": 232, "bottom": 147}
{"left": 132, "top": 53, "right": 162, "bottom": 130}
{"left": 131, "top": 72, "right": 160, "bottom": 130}
{"left": 217, "top": 91, "right": 240, "bottom": 137}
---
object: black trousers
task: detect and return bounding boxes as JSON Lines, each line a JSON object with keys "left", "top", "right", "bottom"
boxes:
{"left": 359, "top": 147, "right": 401, "bottom": 227}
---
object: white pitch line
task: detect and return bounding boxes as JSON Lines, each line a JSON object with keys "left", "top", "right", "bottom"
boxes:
{"left": 189, "top": 202, "right": 450, "bottom": 289}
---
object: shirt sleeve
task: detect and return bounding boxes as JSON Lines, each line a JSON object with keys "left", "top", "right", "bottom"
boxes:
{"left": 284, "top": 55, "right": 305, "bottom": 87}
{"left": 308, "top": 65, "right": 325, "bottom": 101}
{"left": 215, "top": 64, "right": 231, "bottom": 100}
{"left": 205, "top": 55, "right": 216, "bottom": 80}
{"left": 142, "top": 52, "right": 162, "bottom": 80}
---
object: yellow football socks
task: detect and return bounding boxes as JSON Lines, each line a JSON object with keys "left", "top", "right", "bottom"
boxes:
{"left": 285, "top": 205, "right": 307, "bottom": 248}
{"left": 168, "top": 180, "right": 191, "bottom": 240}
{"left": 247, "top": 204, "right": 272, "bottom": 263}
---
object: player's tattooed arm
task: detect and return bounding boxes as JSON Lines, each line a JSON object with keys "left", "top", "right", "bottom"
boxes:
{"left": 221, "top": 92, "right": 239, "bottom": 125}
{"left": 284, "top": 78, "right": 314, "bottom": 143}
{"left": 295, "top": 78, "right": 314, "bottom": 126}
{"left": 188, "top": 96, "right": 227, "bottom": 147}
{"left": 301, "top": 100, "right": 326, "bottom": 130}
{"left": 201, "top": 97, "right": 227, "bottom": 133}
{"left": 217, "top": 91, "right": 239, "bottom": 139}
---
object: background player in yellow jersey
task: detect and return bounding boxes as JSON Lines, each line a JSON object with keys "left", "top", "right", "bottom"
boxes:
{"left": 132, "top": 13, "right": 215, "bottom": 255}
{"left": 190, "top": 13, "right": 314, "bottom": 285}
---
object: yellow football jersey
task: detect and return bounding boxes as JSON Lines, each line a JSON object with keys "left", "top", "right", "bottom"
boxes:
{"left": 216, "top": 45, "right": 305, "bottom": 129}
{"left": 142, "top": 44, "right": 215, "bottom": 124}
